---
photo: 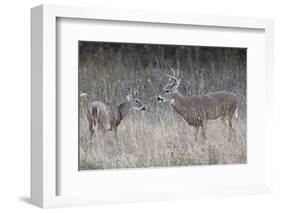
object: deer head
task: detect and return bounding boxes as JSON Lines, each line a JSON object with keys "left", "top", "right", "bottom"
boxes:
{"left": 157, "top": 68, "right": 181, "bottom": 102}
{"left": 125, "top": 88, "right": 146, "bottom": 111}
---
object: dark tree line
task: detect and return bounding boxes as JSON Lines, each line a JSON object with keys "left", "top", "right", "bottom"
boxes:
{"left": 79, "top": 41, "right": 246, "bottom": 106}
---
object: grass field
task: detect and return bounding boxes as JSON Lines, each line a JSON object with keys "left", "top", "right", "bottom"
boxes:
{"left": 79, "top": 98, "right": 246, "bottom": 170}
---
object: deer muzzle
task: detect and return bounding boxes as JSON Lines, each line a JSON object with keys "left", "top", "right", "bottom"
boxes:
{"left": 157, "top": 96, "right": 164, "bottom": 102}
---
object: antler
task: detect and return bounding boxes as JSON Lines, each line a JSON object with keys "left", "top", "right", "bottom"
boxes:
{"left": 171, "top": 68, "right": 176, "bottom": 77}
{"left": 171, "top": 67, "right": 180, "bottom": 79}
{"left": 176, "top": 68, "right": 180, "bottom": 79}
{"left": 126, "top": 88, "right": 132, "bottom": 96}
{"left": 126, "top": 87, "right": 137, "bottom": 97}
{"left": 156, "top": 69, "right": 178, "bottom": 81}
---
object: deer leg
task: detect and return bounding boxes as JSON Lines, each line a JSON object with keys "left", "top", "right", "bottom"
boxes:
{"left": 195, "top": 126, "right": 199, "bottom": 142}
{"left": 201, "top": 124, "right": 207, "bottom": 141}
{"left": 221, "top": 116, "right": 227, "bottom": 126}
{"left": 113, "top": 128, "right": 118, "bottom": 144}
{"left": 89, "top": 129, "right": 95, "bottom": 144}
{"left": 87, "top": 109, "right": 94, "bottom": 142}
{"left": 89, "top": 126, "right": 94, "bottom": 141}
{"left": 229, "top": 119, "right": 233, "bottom": 130}
{"left": 90, "top": 116, "right": 99, "bottom": 140}
{"left": 89, "top": 121, "right": 98, "bottom": 145}
{"left": 227, "top": 116, "right": 235, "bottom": 142}
{"left": 228, "top": 123, "right": 233, "bottom": 142}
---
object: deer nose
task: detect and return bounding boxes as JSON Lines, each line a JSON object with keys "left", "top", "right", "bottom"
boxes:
{"left": 141, "top": 106, "right": 146, "bottom": 111}
{"left": 157, "top": 96, "right": 163, "bottom": 102}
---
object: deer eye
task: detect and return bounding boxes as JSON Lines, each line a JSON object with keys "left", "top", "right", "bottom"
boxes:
{"left": 165, "top": 90, "right": 170, "bottom": 93}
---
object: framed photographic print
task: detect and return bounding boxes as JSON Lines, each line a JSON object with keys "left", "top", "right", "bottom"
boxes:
{"left": 31, "top": 4, "right": 274, "bottom": 208}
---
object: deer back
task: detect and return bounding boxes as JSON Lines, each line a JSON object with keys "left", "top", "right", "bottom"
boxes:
{"left": 173, "top": 91, "right": 238, "bottom": 125}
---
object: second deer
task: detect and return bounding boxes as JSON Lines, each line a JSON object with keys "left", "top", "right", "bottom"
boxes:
{"left": 90, "top": 88, "right": 146, "bottom": 143}
{"left": 157, "top": 68, "right": 238, "bottom": 141}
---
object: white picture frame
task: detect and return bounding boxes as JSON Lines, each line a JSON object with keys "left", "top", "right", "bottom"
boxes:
{"left": 31, "top": 4, "right": 274, "bottom": 208}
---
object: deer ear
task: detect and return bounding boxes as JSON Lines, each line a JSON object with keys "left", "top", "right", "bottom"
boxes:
{"left": 126, "top": 88, "right": 132, "bottom": 99}
{"left": 126, "top": 88, "right": 129, "bottom": 95}
{"left": 125, "top": 89, "right": 129, "bottom": 100}
{"left": 133, "top": 90, "right": 138, "bottom": 97}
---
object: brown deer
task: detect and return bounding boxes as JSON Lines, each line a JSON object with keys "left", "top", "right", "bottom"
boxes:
{"left": 157, "top": 68, "right": 238, "bottom": 140}
{"left": 90, "top": 88, "right": 146, "bottom": 142}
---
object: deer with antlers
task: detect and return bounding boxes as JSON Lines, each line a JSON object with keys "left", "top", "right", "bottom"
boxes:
{"left": 90, "top": 88, "right": 146, "bottom": 143}
{"left": 157, "top": 68, "right": 238, "bottom": 141}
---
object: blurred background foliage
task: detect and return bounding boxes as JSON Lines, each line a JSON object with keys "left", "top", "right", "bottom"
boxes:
{"left": 79, "top": 41, "right": 246, "bottom": 106}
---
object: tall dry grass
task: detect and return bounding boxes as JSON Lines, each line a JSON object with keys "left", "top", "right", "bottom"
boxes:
{"left": 78, "top": 43, "right": 247, "bottom": 170}
{"left": 79, "top": 98, "right": 246, "bottom": 170}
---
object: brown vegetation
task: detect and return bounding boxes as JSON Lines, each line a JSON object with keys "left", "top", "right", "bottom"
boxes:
{"left": 78, "top": 42, "right": 247, "bottom": 170}
{"left": 79, "top": 96, "right": 246, "bottom": 170}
